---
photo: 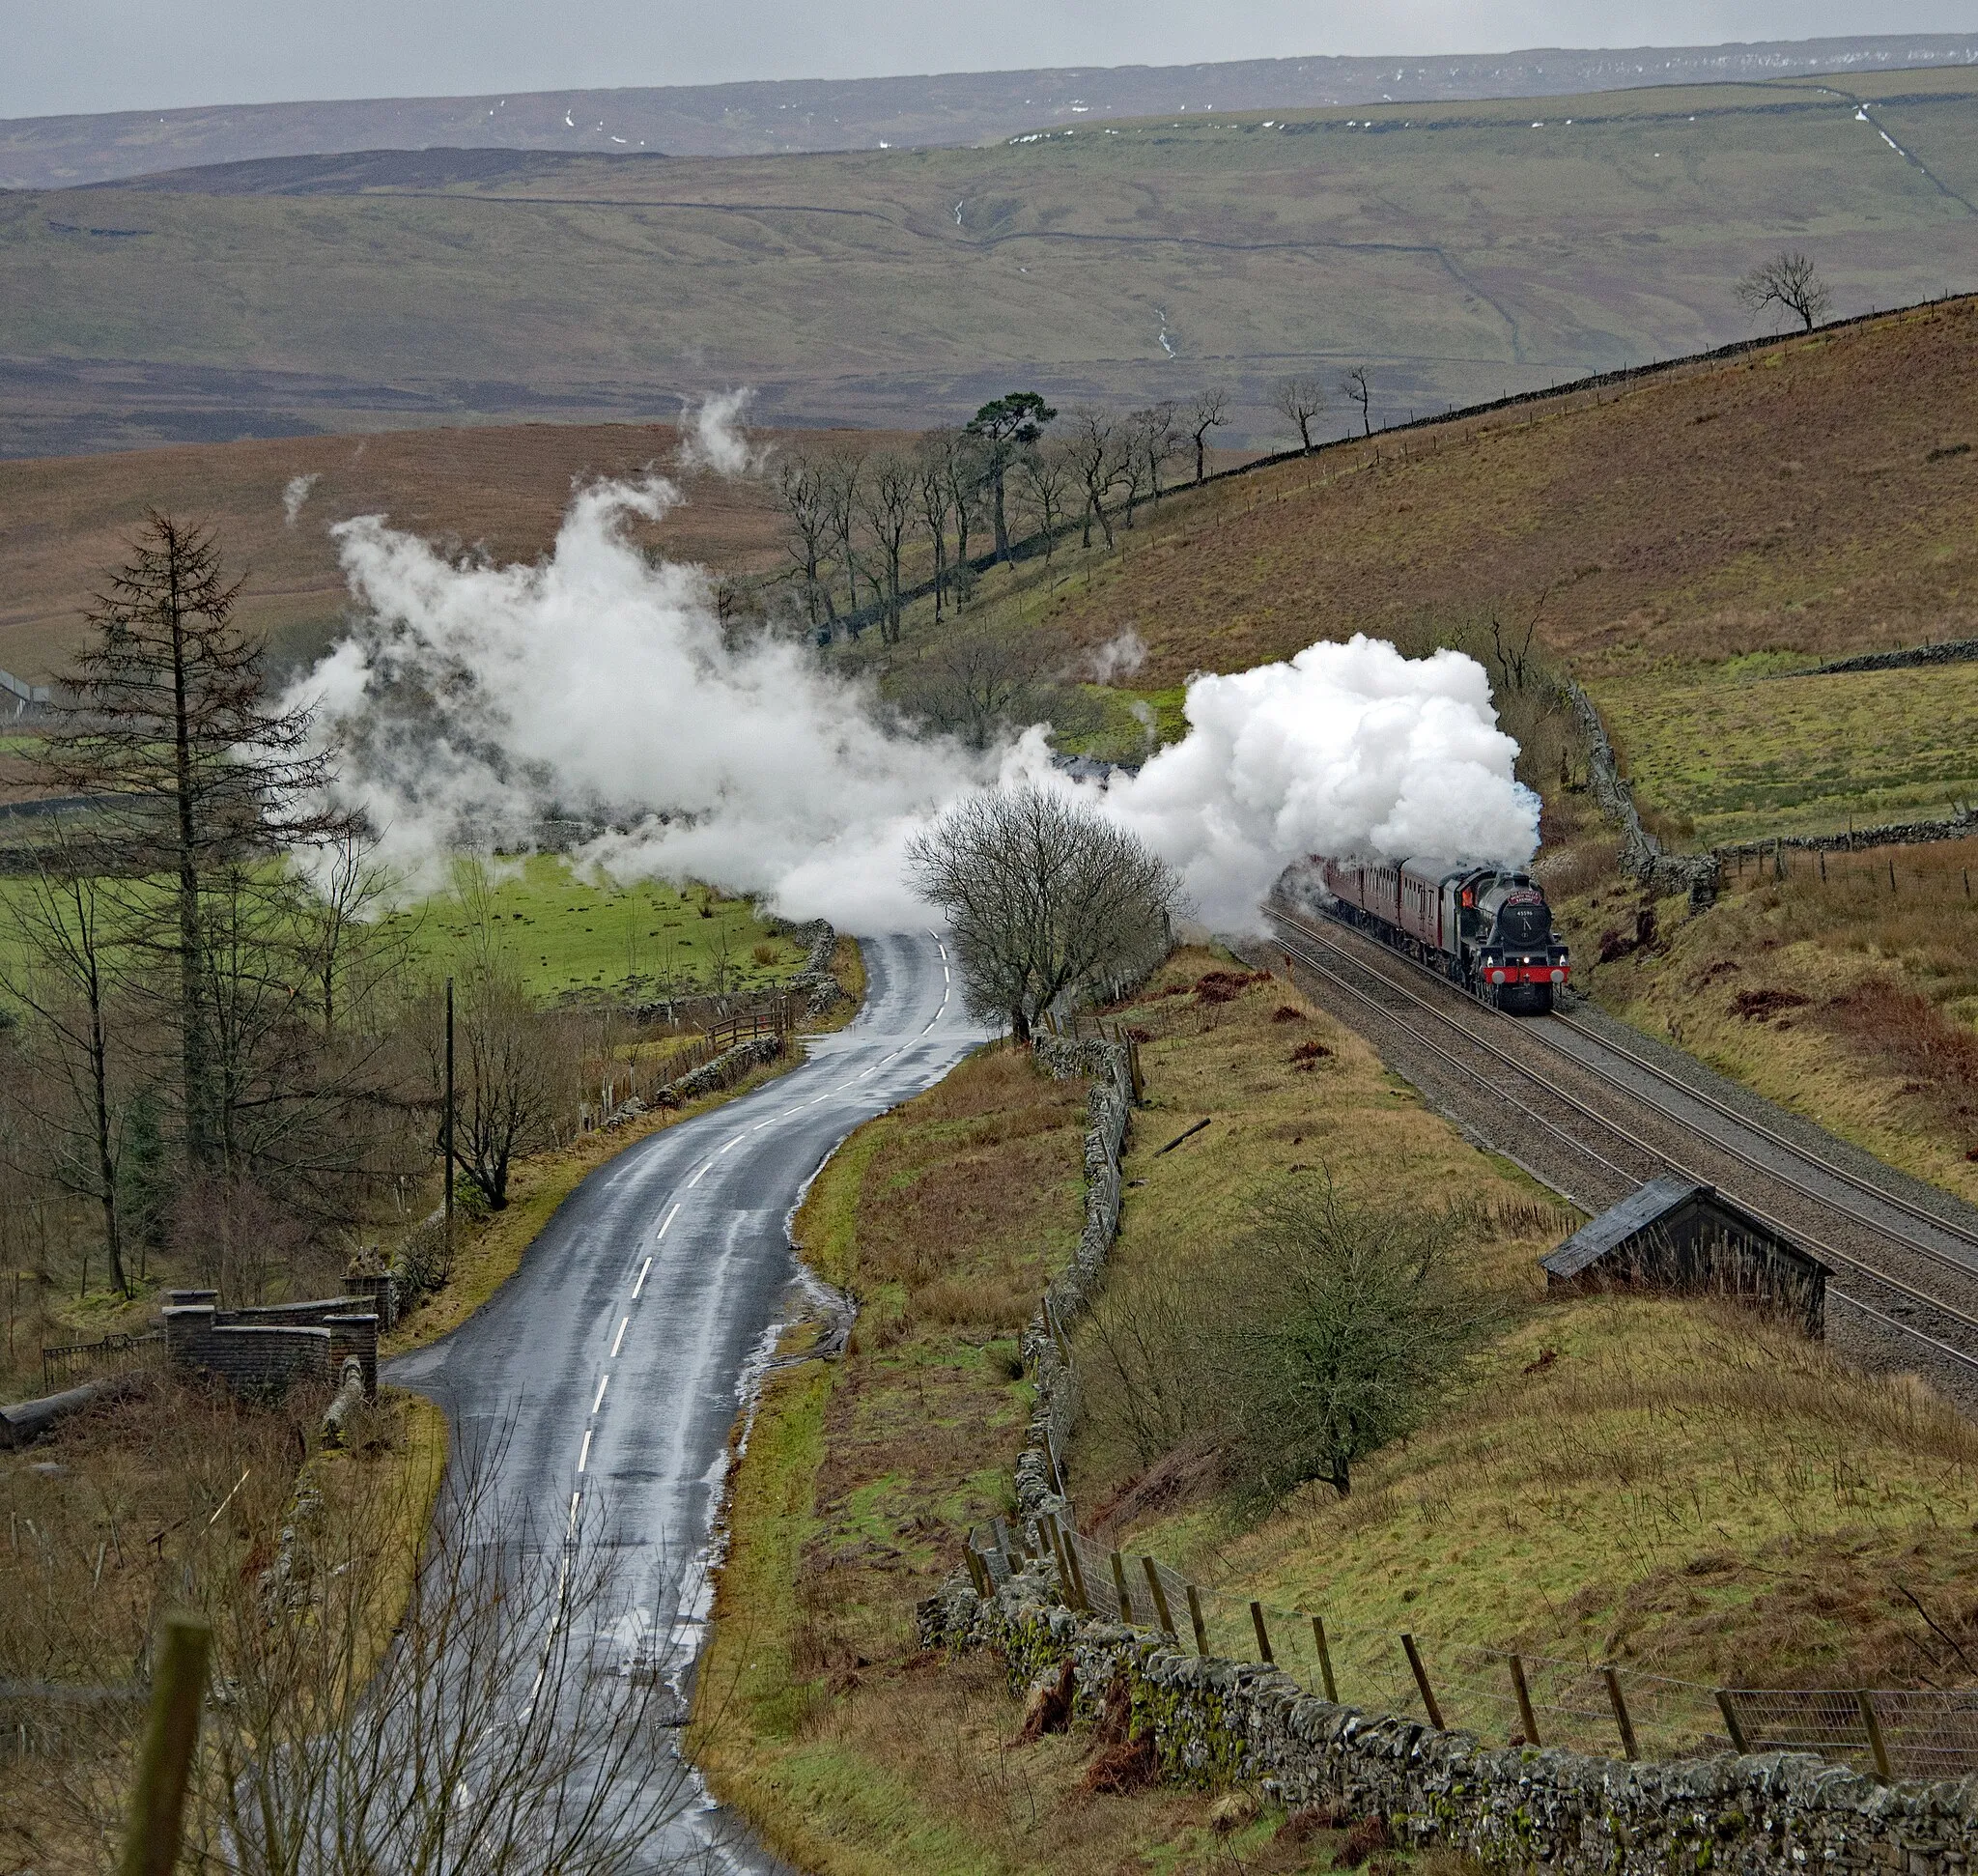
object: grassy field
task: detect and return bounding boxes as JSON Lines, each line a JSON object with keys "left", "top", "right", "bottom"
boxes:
{"left": 1594, "top": 661, "right": 1978, "bottom": 846}
{"left": 381, "top": 854, "right": 800, "bottom": 1005}
{"left": 958, "top": 294, "right": 1978, "bottom": 695}
{"left": 7, "top": 70, "right": 1978, "bottom": 454}
{"left": 700, "top": 945, "right": 1978, "bottom": 1862}
{"left": 1550, "top": 839, "right": 1978, "bottom": 1203}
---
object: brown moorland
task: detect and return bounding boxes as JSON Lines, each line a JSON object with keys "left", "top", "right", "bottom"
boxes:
{"left": 0, "top": 420, "right": 916, "bottom": 682}
{"left": 1015, "top": 296, "right": 1978, "bottom": 688}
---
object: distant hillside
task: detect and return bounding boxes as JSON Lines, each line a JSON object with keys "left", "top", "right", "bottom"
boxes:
{"left": 6, "top": 36, "right": 1976, "bottom": 190}
{"left": 7, "top": 70, "right": 1978, "bottom": 458}
{"left": 0, "top": 420, "right": 910, "bottom": 686}
{"left": 985, "top": 295, "right": 1978, "bottom": 842}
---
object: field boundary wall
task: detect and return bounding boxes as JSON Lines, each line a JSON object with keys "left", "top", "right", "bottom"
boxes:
{"left": 921, "top": 1569, "right": 1978, "bottom": 1875}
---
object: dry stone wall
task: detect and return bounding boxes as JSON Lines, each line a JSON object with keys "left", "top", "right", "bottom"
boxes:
{"left": 1014, "top": 1035, "right": 1132, "bottom": 1537}
{"left": 923, "top": 1571, "right": 1978, "bottom": 1875}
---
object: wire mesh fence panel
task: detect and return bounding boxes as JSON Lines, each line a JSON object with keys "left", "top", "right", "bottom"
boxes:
{"left": 1003, "top": 1528, "right": 1978, "bottom": 1780}
{"left": 1725, "top": 1689, "right": 1978, "bottom": 1781}
{"left": 1869, "top": 1689, "right": 1978, "bottom": 1780}
{"left": 1724, "top": 1690, "right": 1879, "bottom": 1777}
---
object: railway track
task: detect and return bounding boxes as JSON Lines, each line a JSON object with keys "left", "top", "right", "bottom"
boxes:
{"left": 1264, "top": 902, "right": 1978, "bottom": 1392}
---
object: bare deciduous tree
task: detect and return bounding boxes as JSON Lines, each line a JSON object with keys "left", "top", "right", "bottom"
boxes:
{"left": 1735, "top": 250, "right": 1833, "bottom": 332}
{"left": 1122, "top": 402, "right": 1182, "bottom": 525}
{"left": 895, "top": 628, "right": 1061, "bottom": 752}
{"left": 914, "top": 432, "right": 958, "bottom": 622}
{"left": 438, "top": 866, "right": 579, "bottom": 1210}
{"left": 907, "top": 784, "right": 1177, "bottom": 1041}
{"left": 1187, "top": 388, "right": 1228, "bottom": 484}
{"left": 819, "top": 452, "right": 866, "bottom": 632}
{"left": 1063, "top": 408, "right": 1129, "bottom": 552}
{"left": 1273, "top": 376, "right": 1326, "bottom": 454}
{"left": 1013, "top": 438, "right": 1076, "bottom": 572}
{"left": 0, "top": 834, "right": 134, "bottom": 1295}
{"left": 49, "top": 1428, "right": 705, "bottom": 1876}
{"left": 856, "top": 450, "right": 918, "bottom": 644}
{"left": 1341, "top": 366, "right": 1373, "bottom": 437}
{"left": 775, "top": 453, "right": 838, "bottom": 641}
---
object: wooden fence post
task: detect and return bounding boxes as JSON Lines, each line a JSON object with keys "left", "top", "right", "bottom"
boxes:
{"left": 1061, "top": 1525, "right": 1091, "bottom": 1612}
{"left": 1141, "top": 1556, "right": 1176, "bottom": 1637}
{"left": 1508, "top": 1653, "right": 1540, "bottom": 1748}
{"left": 1311, "top": 1615, "right": 1339, "bottom": 1704}
{"left": 1110, "top": 1550, "right": 1135, "bottom": 1625}
{"left": 964, "top": 1546, "right": 990, "bottom": 1598}
{"left": 1249, "top": 1602, "right": 1275, "bottom": 1665}
{"left": 1603, "top": 1664, "right": 1639, "bottom": 1761}
{"left": 1047, "top": 1520, "right": 1074, "bottom": 1604}
{"left": 1401, "top": 1634, "right": 1445, "bottom": 1730}
{"left": 1187, "top": 1585, "right": 1210, "bottom": 1658}
{"left": 1856, "top": 1691, "right": 1893, "bottom": 1783}
{"left": 1715, "top": 1690, "right": 1750, "bottom": 1755}
{"left": 119, "top": 1612, "right": 211, "bottom": 1876}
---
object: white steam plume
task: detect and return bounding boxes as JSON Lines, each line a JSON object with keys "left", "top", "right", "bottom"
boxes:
{"left": 1084, "top": 627, "right": 1146, "bottom": 684}
{"left": 290, "top": 481, "right": 1536, "bottom": 935}
{"left": 291, "top": 477, "right": 1026, "bottom": 928}
{"left": 282, "top": 472, "right": 321, "bottom": 526}
{"left": 676, "top": 389, "right": 765, "bottom": 477}
{"left": 1102, "top": 637, "right": 1539, "bottom": 931}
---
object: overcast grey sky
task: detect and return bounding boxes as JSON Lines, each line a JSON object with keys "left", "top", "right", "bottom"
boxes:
{"left": 8, "top": 1, "right": 1973, "bottom": 120}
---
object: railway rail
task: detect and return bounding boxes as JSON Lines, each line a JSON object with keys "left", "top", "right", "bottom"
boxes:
{"left": 1263, "top": 902, "right": 1978, "bottom": 1393}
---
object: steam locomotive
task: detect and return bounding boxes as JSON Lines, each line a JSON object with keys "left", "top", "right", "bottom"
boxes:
{"left": 1310, "top": 856, "right": 1571, "bottom": 1013}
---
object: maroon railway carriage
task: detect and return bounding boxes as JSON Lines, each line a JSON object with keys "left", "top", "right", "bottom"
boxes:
{"left": 1314, "top": 855, "right": 1571, "bottom": 1013}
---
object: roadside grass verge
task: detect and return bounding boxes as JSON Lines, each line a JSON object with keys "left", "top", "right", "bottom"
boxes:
{"left": 695, "top": 953, "right": 1540, "bottom": 1870}
{"left": 695, "top": 1042, "right": 1341, "bottom": 1875}
{"left": 703, "top": 938, "right": 1978, "bottom": 1859}
{"left": 1552, "top": 842, "right": 1978, "bottom": 1203}
{"left": 384, "top": 954, "right": 861, "bottom": 1355}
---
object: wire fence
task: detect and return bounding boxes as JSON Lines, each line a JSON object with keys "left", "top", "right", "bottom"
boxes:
{"left": 965, "top": 1521, "right": 1978, "bottom": 1779}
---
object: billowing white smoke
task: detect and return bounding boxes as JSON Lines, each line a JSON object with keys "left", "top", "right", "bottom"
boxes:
{"left": 282, "top": 473, "right": 320, "bottom": 526}
{"left": 676, "top": 389, "right": 765, "bottom": 477}
{"left": 1085, "top": 627, "right": 1147, "bottom": 684}
{"left": 1101, "top": 638, "right": 1539, "bottom": 931}
{"left": 290, "top": 479, "right": 1536, "bottom": 934}
{"left": 292, "top": 477, "right": 1029, "bottom": 928}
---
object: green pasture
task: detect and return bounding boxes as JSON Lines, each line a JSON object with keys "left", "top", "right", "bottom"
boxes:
{"left": 0, "top": 856, "right": 804, "bottom": 1011}
{"left": 382, "top": 857, "right": 801, "bottom": 1004}
{"left": 1596, "top": 660, "right": 1978, "bottom": 846}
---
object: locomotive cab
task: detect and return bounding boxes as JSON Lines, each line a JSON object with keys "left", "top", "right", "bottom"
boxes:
{"left": 1470, "top": 873, "right": 1571, "bottom": 1012}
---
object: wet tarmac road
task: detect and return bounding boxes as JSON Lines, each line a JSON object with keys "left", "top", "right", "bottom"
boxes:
{"left": 385, "top": 928, "right": 985, "bottom": 1868}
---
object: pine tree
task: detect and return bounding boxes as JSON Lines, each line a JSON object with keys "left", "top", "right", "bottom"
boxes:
{"left": 45, "top": 510, "right": 350, "bottom": 1171}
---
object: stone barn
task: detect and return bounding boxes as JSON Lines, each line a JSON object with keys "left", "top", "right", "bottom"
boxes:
{"left": 1541, "top": 1174, "right": 1828, "bottom": 1333}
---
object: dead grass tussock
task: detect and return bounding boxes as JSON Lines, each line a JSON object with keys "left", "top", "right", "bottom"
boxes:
{"left": 1558, "top": 849, "right": 1978, "bottom": 1201}
{"left": 985, "top": 301, "right": 1978, "bottom": 693}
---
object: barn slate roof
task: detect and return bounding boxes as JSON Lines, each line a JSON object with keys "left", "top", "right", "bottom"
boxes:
{"left": 1541, "top": 1174, "right": 1830, "bottom": 1282}
{"left": 1542, "top": 1175, "right": 1707, "bottom": 1279}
